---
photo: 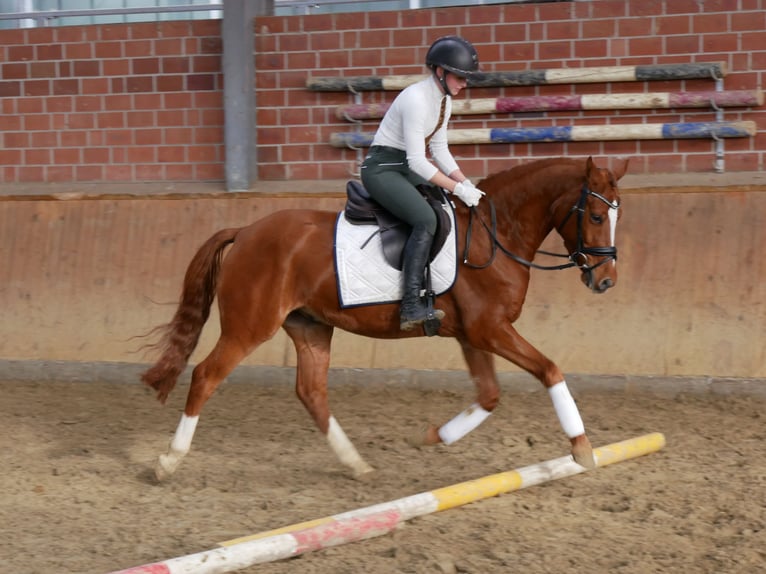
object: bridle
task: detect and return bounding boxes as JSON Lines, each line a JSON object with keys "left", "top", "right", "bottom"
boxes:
{"left": 462, "top": 183, "right": 621, "bottom": 276}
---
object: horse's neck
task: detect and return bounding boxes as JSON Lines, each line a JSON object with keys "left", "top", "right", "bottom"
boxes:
{"left": 494, "top": 179, "right": 566, "bottom": 256}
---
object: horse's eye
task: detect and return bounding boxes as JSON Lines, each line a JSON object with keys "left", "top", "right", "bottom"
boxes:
{"left": 590, "top": 213, "right": 603, "bottom": 224}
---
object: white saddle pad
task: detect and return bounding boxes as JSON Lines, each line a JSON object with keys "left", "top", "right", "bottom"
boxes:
{"left": 333, "top": 203, "right": 458, "bottom": 308}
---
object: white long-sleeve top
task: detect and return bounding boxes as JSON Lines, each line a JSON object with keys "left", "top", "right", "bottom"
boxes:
{"left": 370, "top": 75, "right": 460, "bottom": 182}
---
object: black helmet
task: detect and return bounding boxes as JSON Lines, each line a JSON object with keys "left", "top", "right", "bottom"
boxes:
{"left": 425, "top": 36, "right": 479, "bottom": 78}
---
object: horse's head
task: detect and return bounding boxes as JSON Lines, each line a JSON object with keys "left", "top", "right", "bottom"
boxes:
{"left": 555, "top": 157, "right": 628, "bottom": 293}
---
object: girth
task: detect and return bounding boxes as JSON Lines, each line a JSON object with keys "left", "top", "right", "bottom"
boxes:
{"left": 343, "top": 180, "right": 452, "bottom": 271}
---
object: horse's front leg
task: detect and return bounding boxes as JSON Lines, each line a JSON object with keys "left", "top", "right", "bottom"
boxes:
{"left": 283, "top": 314, "right": 374, "bottom": 480}
{"left": 486, "top": 324, "right": 595, "bottom": 468}
{"left": 414, "top": 342, "right": 500, "bottom": 446}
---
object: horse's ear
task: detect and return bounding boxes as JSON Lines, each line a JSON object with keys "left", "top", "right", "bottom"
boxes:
{"left": 585, "top": 156, "right": 595, "bottom": 176}
{"left": 612, "top": 157, "right": 630, "bottom": 181}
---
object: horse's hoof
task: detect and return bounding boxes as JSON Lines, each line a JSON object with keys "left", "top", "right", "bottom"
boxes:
{"left": 571, "top": 435, "right": 596, "bottom": 469}
{"left": 407, "top": 424, "right": 441, "bottom": 448}
{"left": 352, "top": 463, "right": 375, "bottom": 482}
{"left": 155, "top": 453, "right": 179, "bottom": 482}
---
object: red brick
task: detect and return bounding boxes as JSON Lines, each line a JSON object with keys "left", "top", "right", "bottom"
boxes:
{"left": 154, "top": 38, "right": 183, "bottom": 56}
{"left": 186, "top": 74, "right": 216, "bottom": 91}
{"left": 162, "top": 57, "right": 189, "bottom": 74}
{"left": 703, "top": 33, "right": 738, "bottom": 53}
{"left": 105, "top": 62, "right": 131, "bottom": 80}
{"left": 82, "top": 78, "right": 110, "bottom": 95}
{"left": 97, "top": 112, "right": 125, "bottom": 129}
{"left": 127, "top": 146, "right": 157, "bottom": 163}
{"left": 45, "top": 165, "right": 74, "bottom": 182}
{"left": 164, "top": 92, "right": 193, "bottom": 108}
{"left": 82, "top": 148, "right": 109, "bottom": 164}
{"left": 739, "top": 31, "right": 764, "bottom": 52}
{"left": 24, "top": 149, "right": 50, "bottom": 164}
{"left": 53, "top": 26, "right": 84, "bottom": 43}
{"left": 127, "top": 76, "right": 154, "bottom": 93}
{"left": 95, "top": 42, "right": 123, "bottom": 59}
{"left": 157, "top": 75, "right": 184, "bottom": 92}
{"left": 591, "top": 1, "right": 627, "bottom": 19}
{"left": 54, "top": 148, "right": 81, "bottom": 164}
{"left": 30, "top": 132, "right": 58, "bottom": 147}
{"left": 160, "top": 21, "right": 192, "bottom": 38}
{"left": 17, "top": 166, "right": 45, "bottom": 181}
{"left": 538, "top": 41, "right": 572, "bottom": 61}
{"left": 75, "top": 165, "right": 104, "bottom": 181}
{"left": 99, "top": 24, "right": 130, "bottom": 41}
{"left": 575, "top": 39, "right": 608, "bottom": 59}
{"left": 35, "top": 43, "right": 62, "bottom": 61}
{"left": 8, "top": 45, "right": 34, "bottom": 62}
{"left": 194, "top": 127, "right": 222, "bottom": 144}
{"left": 73, "top": 60, "right": 101, "bottom": 77}
{"left": 60, "top": 131, "right": 87, "bottom": 147}
{"left": 104, "top": 130, "right": 132, "bottom": 145}
{"left": 731, "top": 10, "right": 766, "bottom": 31}
{"left": 3, "top": 63, "right": 27, "bottom": 80}
{"left": 0, "top": 81, "right": 21, "bottom": 97}
{"left": 194, "top": 163, "right": 223, "bottom": 181}
{"left": 135, "top": 164, "right": 164, "bottom": 180}
{"left": 23, "top": 80, "right": 50, "bottom": 97}
{"left": 105, "top": 164, "right": 133, "bottom": 181}
{"left": 133, "top": 58, "right": 160, "bottom": 75}
{"left": 200, "top": 37, "right": 222, "bottom": 54}
{"left": 191, "top": 20, "right": 219, "bottom": 37}
{"left": 17, "top": 97, "right": 43, "bottom": 113}
{"left": 193, "top": 55, "right": 220, "bottom": 73}
{"left": 51, "top": 80, "right": 78, "bottom": 96}
{"left": 123, "top": 40, "right": 153, "bottom": 58}
{"left": 101, "top": 94, "right": 129, "bottom": 111}
{"left": 655, "top": 15, "right": 691, "bottom": 35}
{"left": 0, "top": 149, "right": 22, "bottom": 165}
{"left": 0, "top": 112, "right": 21, "bottom": 130}
{"left": 162, "top": 128, "right": 191, "bottom": 145}
{"left": 165, "top": 164, "right": 194, "bottom": 180}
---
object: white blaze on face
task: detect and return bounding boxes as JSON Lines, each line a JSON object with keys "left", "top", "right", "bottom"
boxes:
{"left": 608, "top": 206, "right": 618, "bottom": 266}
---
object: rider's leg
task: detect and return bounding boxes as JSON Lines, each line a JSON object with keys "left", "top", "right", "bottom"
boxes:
{"left": 361, "top": 153, "right": 444, "bottom": 330}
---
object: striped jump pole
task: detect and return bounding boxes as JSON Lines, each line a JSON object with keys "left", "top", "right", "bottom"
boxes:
{"left": 308, "top": 62, "right": 727, "bottom": 91}
{"left": 336, "top": 90, "right": 765, "bottom": 120}
{"left": 329, "top": 120, "right": 757, "bottom": 148}
{"left": 109, "top": 433, "right": 666, "bottom": 574}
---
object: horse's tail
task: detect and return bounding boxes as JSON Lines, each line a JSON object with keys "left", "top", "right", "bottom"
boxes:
{"left": 141, "top": 227, "right": 240, "bottom": 404}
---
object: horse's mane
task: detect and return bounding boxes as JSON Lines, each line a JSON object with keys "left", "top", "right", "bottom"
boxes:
{"left": 477, "top": 157, "right": 585, "bottom": 195}
{"left": 474, "top": 157, "right": 587, "bottom": 244}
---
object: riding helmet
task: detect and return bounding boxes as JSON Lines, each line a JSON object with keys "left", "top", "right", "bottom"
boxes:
{"left": 425, "top": 36, "right": 479, "bottom": 78}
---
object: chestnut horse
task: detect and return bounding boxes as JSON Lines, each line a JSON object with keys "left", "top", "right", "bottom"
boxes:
{"left": 143, "top": 156, "right": 627, "bottom": 481}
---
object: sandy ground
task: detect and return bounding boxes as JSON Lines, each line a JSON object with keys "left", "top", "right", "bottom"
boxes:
{"left": 1, "top": 377, "right": 764, "bottom": 574}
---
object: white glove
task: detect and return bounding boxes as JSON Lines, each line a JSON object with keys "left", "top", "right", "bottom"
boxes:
{"left": 452, "top": 180, "right": 485, "bottom": 207}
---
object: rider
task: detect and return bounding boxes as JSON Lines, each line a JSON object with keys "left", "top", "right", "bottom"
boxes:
{"left": 360, "top": 35, "right": 486, "bottom": 331}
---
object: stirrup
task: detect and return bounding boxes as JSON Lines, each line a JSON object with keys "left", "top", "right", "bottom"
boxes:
{"left": 400, "top": 308, "right": 445, "bottom": 332}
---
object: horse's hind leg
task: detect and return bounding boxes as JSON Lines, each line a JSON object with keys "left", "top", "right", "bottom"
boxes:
{"left": 282, "top": 312, "right": 374, "bottom": 479}
{"left": 414, "top": 342, "right": 500, "bottom": 446}
{"left": 155, "top": 336, "right": 249, "bottom": 481}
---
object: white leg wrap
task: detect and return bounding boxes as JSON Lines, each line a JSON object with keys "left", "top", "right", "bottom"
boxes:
{"left": 326, "top": 416, "right": 373, "bottom": 476}
{"left": 438, "top": 403, "right": 492, "bottom": 445}
{"left": 548, "top": 381, "right": 585, "bottom": 438}
{"left": 170, "top": 414, "right": 199, "bottom": 453}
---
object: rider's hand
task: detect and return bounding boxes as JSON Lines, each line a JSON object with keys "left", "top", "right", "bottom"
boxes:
{"left": 452, "top": 180, "right": 485, "bottom": 207}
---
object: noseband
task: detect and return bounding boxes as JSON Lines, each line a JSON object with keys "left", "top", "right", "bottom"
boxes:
{"left": 463, "top": 183, "right": 621, "bottom": 273}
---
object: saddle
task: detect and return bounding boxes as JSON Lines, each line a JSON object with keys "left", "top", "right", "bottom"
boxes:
{"left": 343, "top": 181, "right": 452, "bottom": 270}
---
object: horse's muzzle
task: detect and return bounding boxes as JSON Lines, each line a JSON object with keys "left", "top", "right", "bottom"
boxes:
{"left": 582, "top": 270, "right": 615, "bottom": 293}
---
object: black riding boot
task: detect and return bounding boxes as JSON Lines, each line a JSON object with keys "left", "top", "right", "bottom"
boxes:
{"left": 400, "top": 224, "right": 446, "bottom": 331}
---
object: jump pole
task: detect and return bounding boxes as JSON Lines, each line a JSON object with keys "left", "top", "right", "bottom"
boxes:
{"left": 110, "top": 432, "right": 665, "bottom": 574}
{"left": 329, "top": 121, "right": 757, "bottom": 148}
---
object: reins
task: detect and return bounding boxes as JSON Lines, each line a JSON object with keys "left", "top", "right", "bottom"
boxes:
{"left": 462, "top": 184, "right": 620, "bottom": 273}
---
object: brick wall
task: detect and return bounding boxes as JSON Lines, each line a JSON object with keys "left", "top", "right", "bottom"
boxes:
{"left": 0, "top": 20, "right": 224, "bottom": 183}
{"left": 255, "top": 0, "right": 766, "bottom": 180}
{"left": 1, "top": 0, "right": 765, "bottom": 184}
